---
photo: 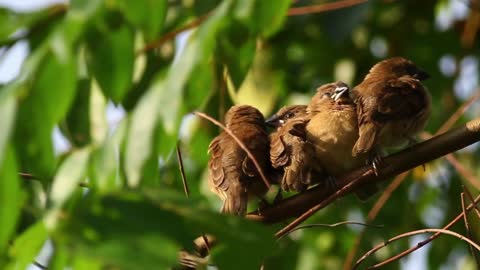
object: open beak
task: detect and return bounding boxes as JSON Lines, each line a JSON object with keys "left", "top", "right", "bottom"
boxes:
{"left": 332, "top": 86, "right": 349, "bottom": 101}
{"left": 265, "top": 114, "right": 283, "bottom": 127}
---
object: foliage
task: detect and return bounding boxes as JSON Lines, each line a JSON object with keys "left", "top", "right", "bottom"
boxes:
{"left": 0, "top": 0, "right": 479, "bottom": 269}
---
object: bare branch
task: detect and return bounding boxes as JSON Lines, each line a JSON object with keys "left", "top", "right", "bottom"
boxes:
{"left": 244, "top": 117, "right": 480, "bottom": 232}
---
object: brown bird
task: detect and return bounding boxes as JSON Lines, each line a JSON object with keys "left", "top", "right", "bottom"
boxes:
{"left": 351, "top": 57, "right": 431, "bottom": 170}
{"left": 266, "top": 105, "right": 315, "bottom": 192}
{"left": 207, "top": 105, "right": 271, "bottom": 215}
{"left": 306, "top": 81, "right": 377, "bottom": 200}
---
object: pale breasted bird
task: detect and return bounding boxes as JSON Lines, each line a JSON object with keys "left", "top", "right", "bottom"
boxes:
{"left": 207, "top": 105, "right": 271, "bottom": 215}
{"left": 351, "top": 57, "right": 431, "bottom": 169}
{"left": 306, "top": 82, "right": 377, "bottom": 200}
{"left": 266, "top": 105, "right": 315, "bottom": 192}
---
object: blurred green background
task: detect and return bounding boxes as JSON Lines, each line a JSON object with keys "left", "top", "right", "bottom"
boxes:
{"left": 0, "top": 0, "right": 479, "bottom": 269}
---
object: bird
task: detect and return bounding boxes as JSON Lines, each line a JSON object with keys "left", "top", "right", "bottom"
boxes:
{"left": 306, "top": 81, "right": 377, "bottom": 200}
{"left": 266, "top": 105, "right": 315, "bottom": 192}
{"left": 207, "top": 105, "right": 271, "bottom": 215}
{"left": 265, "top": 105, "right": 307, "bottom": 128}
{"left": 351, "top": 57, "right": 431, "bottom": 171}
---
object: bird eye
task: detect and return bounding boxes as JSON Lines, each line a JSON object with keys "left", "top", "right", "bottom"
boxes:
{"left": 285, "top": 112, "right": 294, "bottom": 118}
{"left": 322, "top": 92, "right": 332, "bottom": 98}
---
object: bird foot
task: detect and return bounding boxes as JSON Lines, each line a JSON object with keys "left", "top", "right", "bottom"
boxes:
{"left": 325, "top": 175, "right": 338, "bottom": 192}
{"left": 368, "top": 153, "right": 384, "bottom": 176}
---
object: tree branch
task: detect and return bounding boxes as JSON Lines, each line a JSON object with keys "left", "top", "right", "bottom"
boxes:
{"left": 245, "top": 117, "right": 480, "bottom": 229}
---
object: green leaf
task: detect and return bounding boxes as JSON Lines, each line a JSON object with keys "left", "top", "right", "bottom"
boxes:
{"left": 6, "top": 222, "right": 48, "bottom": 270}
{"left": 0, "top": 92, "right": 16, "bottom": 166}
{"left": 60, "top": 79, "right": 92, "bottom": 147}
{"left": 233, "top": 0, "right": 291, "bottom": 37}
{"left": 0, "top": 147, "right": 23, "bottom": 254}
{"left": 86, "top": 24, "right": 134, "bottom": 103}
{"left": 14, "top": 49, "right": 77, "bottom": 180}
{"left": 45, "top": 147, "right": 91, "bottom": 229}
{"left": 253, "top": 0, "right": 291, "bottom": 37}
{"left": 49, "top": 244, "right": 69, "bottom": 270}
{"left": 234, "top": 44, "right": 281, "bottom": 114}
{"left": 124, "top": 0, "right": 233, "bottom": 187}
{"left": 119, "top": 0, "right": 167, "bottom": 41}
{"left": 60, "top": 190, "right": 275, "bottom": 270}
{"left": 90, "top": 119, "right": 126, "bottom": 192}
{"left": 217, "top": 30, "right": 256, "bottom": 88}
{"left": 50, "top": 148, "right": 91, "bottom": 207}
{"left": 0, "top": 6, "right": 65, "bottom": 42}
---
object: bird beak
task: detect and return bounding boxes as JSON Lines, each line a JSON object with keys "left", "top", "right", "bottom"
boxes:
{"left": 414, "top": 69, "right": 430, "bottom": 81}
{"left": 265, "top": 114, "right": 283, "bottom": 127}
{"left": 332, "top": 86, "right": 349, "bottom": 101}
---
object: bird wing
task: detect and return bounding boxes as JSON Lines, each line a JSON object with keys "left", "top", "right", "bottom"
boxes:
{"left": 374, "top": 76, "right": 425, "bottom": 121}
{"left": 288, "top": 118, "right": 309, "bottom": 141}
{"left": 352, "top": 92, "right": 380, "bottom": 155}
{"left": 207, "top": 134, "right": 226, "bottom": 190}
{"left": 269, "top": 131, "right": 289, "bottom": 169}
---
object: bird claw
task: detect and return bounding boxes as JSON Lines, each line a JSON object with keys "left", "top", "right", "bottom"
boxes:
{"left": 325, "top": 175, "right": 338, "bottom": 192}
{"left": 368, "top": 153, "right": 383, "bottom": 176}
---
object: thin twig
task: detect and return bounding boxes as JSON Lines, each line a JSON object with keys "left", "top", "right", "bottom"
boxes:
{"left": 32, "top": 261, "right": 48, "bottom": 270}
{"left": 193, "top": 111, "right": 270, "bottom": 188}
{"left": 444, "top": 153, "right": 480, "bottom": 190}
{"left": 279, "top": 221, "right": 383, "bottom": 239}
{"left": 19, "top": 172, "right": 89, "bottom": 188}
{"left": 358, "top": 194, "right": 480, "bottom": 269}
{"left": 437, "top": 91, "right": 480, "bottom": 135}
{"left": 176, "top": 142, "right": 189, "bottom": 198}
{"left": 461, "top": 191, "right": 480, "bottom": 267}
{"left": 422, "top": 131, "right": 480, "bottom": 190}
{"left": 463, "top": 187, "right": 480, "bottom": 219}
{"left": 354, "top": 228, "right": 480, "bottom": 269}
{"left": 287, "top": 0, "right": 368, "bottom": 16}
{"left": 368, "top": 172, "right": 410, "bottom": 221}
{"left": 136, "top": 12, "right": 212, "bottom": 55}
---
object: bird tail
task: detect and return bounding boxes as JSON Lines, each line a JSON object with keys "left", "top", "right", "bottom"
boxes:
{"left": 352, "top": 122, "right": 378, "bottom": 156}
{"left": 221, "top": 183, "right": 248, "bottom": 216}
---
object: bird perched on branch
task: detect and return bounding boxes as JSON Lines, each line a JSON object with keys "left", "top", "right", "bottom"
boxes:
{"left": 266, "top": 105, "right": 315, "bottom": 192}
{"left": 351, "top": 57, "right": 431, "bottom": 172}
{"left": 207, "top": 105, "right": 271, "bottom": 215}
{"left": 306, "top": 81, "right": 377, "bottom": 200}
